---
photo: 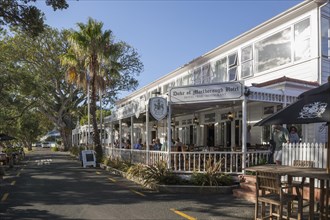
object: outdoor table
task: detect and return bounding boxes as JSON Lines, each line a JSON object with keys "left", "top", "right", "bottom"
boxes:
{"left": 246, "top": 164, "right": 330, "bottom": 220}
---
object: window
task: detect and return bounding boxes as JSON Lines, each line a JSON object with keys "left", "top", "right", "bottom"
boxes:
{"left": 214, "top": 57, "right": 227, "bottom": 82}
{"left": 241, "top": 45, "right": 253, "bottom": 78}
{"left": 163, "top": 83, "right": 169, "bottom": 93}
{"left": 228, "top": 52, "right": 238, "bottom": 81}
{"left": 182, "top": 74, "right": 190, "bottom": 86}
{"left": 255, "top": 28, "right": 291, "bottom": 73}
{"left": 294, "top": 18, "right": 311, "bottom": 61}
{"left": 176, "top": 77, "right": 183, "bottom": 86}
{"left": 322, "top": 17, "right": 330, "bottom": 58}
{"left": 193, "top": 67, "right": 202, "bottom": 85}
{"left": 202, "top": 63, "right": 210, "bottom": 84}
{"left": 163, "top": 81, "right": 175, "bottom": 93}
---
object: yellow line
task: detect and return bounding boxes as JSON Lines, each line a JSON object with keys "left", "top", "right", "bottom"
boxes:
{"left": 108, "top": 177, "right": 117, "bottom": 182}
{"left": 96, "top": 171, "right": 101, "bottom": 175}
{"left": 16, "top": 172, "right": 20, "bottom": 177}
{"left": 130, "top": 189, "right": 146, "bottom": 197}
{"left": 170, "top": 208, "right": 197, "bottom": 220}
{"left": 1, "top": 193, "right": 9, "bottom": 202}
{"left": 11, "top": 181, "right": 16, "bottom": 186}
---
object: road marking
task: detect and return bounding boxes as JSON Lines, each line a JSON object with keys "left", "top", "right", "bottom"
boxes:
{"left": 11, "top": 181, "right": 16, "bottom": 186}
{"left": 108, "top": 177, "right": 117, "bottom": 182}
{"left": 16, "top": 172, "right": 20, "bottom": 177}
{"left": 1, "top": 193, "right": 9, "bottom": 202}
{"left": 130, "top": 189, "right": 146, "bottom": 197}
{"left": 96, "top": 171, "right": 101, "bottom": 175}
{"left": 170, "top": 208, "right": 197, "bottom": 220}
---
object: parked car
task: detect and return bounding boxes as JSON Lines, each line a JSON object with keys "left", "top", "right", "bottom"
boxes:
{"left": 35, "top": 142, "right": 42, "bottom": 147}
{"left": 42, "top": 142, "right": 51, "bottom": 148}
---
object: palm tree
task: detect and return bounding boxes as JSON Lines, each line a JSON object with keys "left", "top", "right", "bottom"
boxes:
{"left": 61, "top": 18, "right": 112, "bottom": 162}
{"left": 62, "top": 18, "right": 143, "bottom": 162}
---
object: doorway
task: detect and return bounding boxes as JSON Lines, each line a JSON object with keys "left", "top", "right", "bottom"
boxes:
{"left": 206, "top": 124, "right": 215, "bottom": 146}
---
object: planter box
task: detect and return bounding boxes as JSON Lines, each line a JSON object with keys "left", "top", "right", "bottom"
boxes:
{"left": 100, "top": 163, "right": 239, "bottom": 194}
{"left": 156, "top": 184, "right": 239, "bottom": 194}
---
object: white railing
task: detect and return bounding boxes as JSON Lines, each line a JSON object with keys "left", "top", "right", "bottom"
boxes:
{"left": 282, "top": 143, "right": 327, "bottom": 168}
{"left": 105, "top": 148, "right": 270, "bottom": 174}
{"left": 282, "top": 142, "right": 327, "bottom": 187}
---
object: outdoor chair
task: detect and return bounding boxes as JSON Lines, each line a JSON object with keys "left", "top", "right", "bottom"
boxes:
{"left": 255, "top": 170, "right": 297, "bottom": 220}
{"left": 291, "top": 160, "right": 314, "bottom": 218}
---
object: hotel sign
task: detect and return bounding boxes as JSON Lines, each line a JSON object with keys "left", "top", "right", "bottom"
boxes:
{"left": 169, "top": 82, "right": 243, "bottom": 103}
{"left": 149, "top": 97, "right": 168, "bottom": 121}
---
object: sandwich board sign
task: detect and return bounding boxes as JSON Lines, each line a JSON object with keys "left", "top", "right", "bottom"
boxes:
{"left": 81, "top": 150, "right": 96, "bottom": 168}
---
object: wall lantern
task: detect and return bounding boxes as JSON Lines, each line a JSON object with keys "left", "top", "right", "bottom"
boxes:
{"left": 193, "top": 116, "right": 199, "bottom": 125}
{"left": 227, "top": 112, "right": 234, "bottom": 121}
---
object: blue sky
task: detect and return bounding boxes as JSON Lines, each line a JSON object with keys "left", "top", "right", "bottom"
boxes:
{"left": 35, "top": 0, "right": 302, "bottom": 97}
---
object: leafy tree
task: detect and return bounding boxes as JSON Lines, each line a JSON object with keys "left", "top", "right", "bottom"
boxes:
{"left": 0, "top": 28, "right": 84, "bottom": 150}
{"left": 61, "top": 18, "right": 143, "bottom": 162}
{"left": 0, "top": 0, "right": 68, "bottom": 37}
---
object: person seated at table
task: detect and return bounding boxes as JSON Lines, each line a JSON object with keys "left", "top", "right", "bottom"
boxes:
{"left": 120, "top": 138, "right": 127, "bottom": 149}
{"left": 153, "top": 138, "right": 162, "bottom": 151}
{"left": 175, "top": 138, "right": 183, "bottom": 152}
{"left": 133, "top": 138, "right": 142, "bottom": 150}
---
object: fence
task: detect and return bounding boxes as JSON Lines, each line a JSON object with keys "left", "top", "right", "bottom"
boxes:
{"left": 282, "top": 142, "right": 327, "bottom": 187}
{"left": 282, "top": 143, "right": 327, "bottom": 168}
{"left": 106, "top": 148, "right": 270, "bottom": 174}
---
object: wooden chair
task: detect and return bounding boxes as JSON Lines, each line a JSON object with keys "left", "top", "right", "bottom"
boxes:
{"left": 255, "top": 171, "right": 295, "bottom": 220}
{"left": 291, "top": 160, "right": 314, "bottom": 218}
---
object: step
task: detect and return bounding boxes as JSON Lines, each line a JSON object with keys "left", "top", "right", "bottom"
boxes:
{"left": 241, "top": 174, "right": 256, "bottom": 184}
{"left": 233, "top": 188, "right": 256, "bottom": 203}
{"left": 240, "top": 182, "right": 257, "bottom": 192}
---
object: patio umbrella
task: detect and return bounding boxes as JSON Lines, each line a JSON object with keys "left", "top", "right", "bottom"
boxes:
{"left": 255, "top": 80, "right": 330, "bottom": 126}
{"left": 0, "top": 133, "right": 15, "bottom": 141}
{"left": 254, "top": 78, "right": 330, "bottom": 171}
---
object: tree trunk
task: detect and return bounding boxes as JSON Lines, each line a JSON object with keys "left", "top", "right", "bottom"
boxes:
{"left": 90, "top": 78, "right": 102, "bottom": 163}
{"left": 59, "top": 127, "right": 72, "bottom": 151}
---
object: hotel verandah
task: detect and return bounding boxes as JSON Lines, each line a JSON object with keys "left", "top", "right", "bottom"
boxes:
{"left": 72, "top": 0, "right": 330, "bottom": 174}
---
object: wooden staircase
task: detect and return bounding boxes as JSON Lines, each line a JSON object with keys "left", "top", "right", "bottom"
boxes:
{"left": 233, "top": 174, "right": 257, "bottom": 203}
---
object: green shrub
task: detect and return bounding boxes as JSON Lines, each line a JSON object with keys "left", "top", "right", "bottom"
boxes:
{"left": 127, "top": 163, "right": 146, "bottom": 178}
{"left": 70, "top": 146, "right": 79, "bottom": 156}
{"left": 51, "top": 146, "right": 59, "bottom": 152}
{"left": 140, "top": 160, "right": 173, "bottom": 186}
{"left": 107, "top": 157, "right": 131, "bottom": 172}
{"left": 190, "top": 158, "right": 233, "bottom": 186}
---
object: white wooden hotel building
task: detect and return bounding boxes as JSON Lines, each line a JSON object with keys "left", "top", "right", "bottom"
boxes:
{"left": 72, "top": 0, "right": 330, "bottom": 173}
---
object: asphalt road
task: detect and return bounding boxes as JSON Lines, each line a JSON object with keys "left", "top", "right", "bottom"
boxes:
{"left": 0, "top": 148, "right": 255, "bottom": 220}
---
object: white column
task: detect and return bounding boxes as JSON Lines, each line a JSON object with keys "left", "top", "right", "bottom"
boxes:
{"left": 130, "top": 116, "right": 134, "bottom": 153}
{"left": 119, "top": 119, "right": 122, "bottom": 149}
{"left": 146, "top": 101, "right": 150, "bottom": 164}
{"left": 167, "top": 103, "right": 172, "bottom": 169}
{"left": 242, "top": 97, "right": 247, "bottom": 173}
